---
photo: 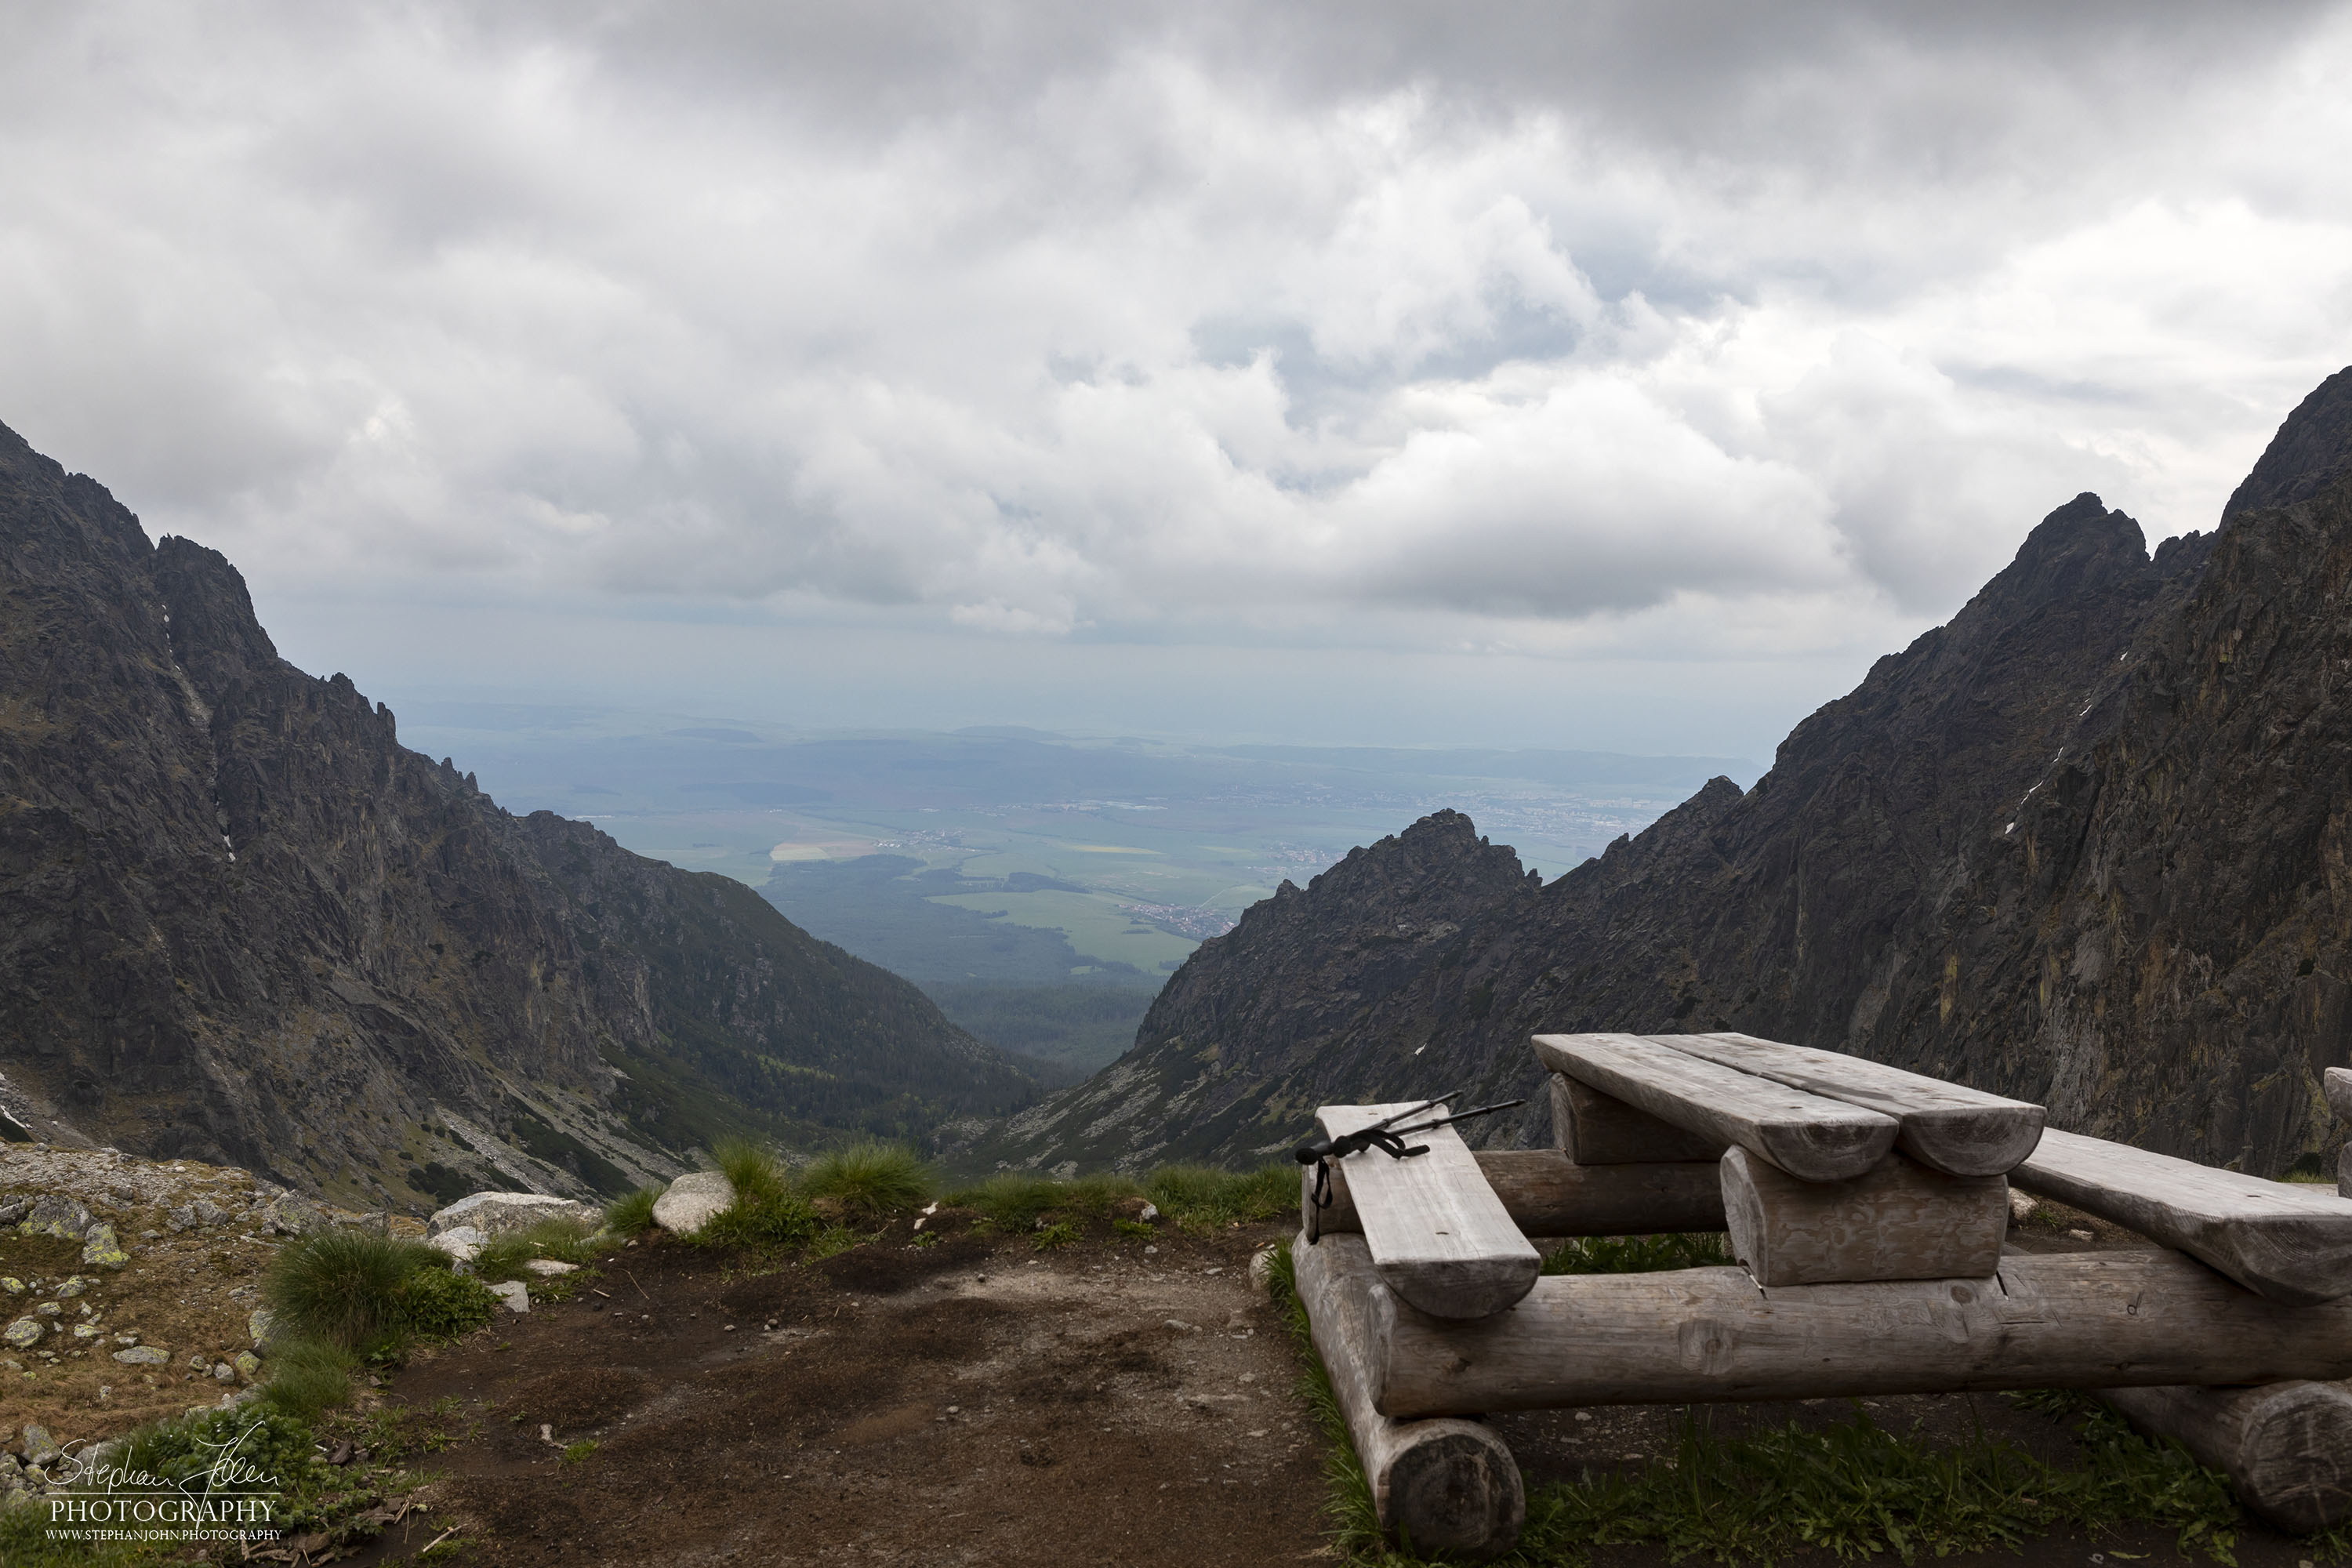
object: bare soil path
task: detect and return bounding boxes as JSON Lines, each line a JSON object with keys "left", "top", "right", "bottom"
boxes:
{"left": 366, "top": 1219, "right": 1330, "bottom": 1566}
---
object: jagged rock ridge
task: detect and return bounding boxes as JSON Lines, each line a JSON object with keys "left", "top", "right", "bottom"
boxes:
{"left": 0, "top": 419, "right": 1038, "bottom": 1208}
{"left": 965, "top": 366, "right": 2352, "bottom": 1179}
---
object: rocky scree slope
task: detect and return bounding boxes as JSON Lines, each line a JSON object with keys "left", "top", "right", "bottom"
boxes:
{"left": 0, "top": 420, "right": 1037, "bottom": 1207}
{"left": 969, "top": 368, "right": 2352, "bottom": 1178}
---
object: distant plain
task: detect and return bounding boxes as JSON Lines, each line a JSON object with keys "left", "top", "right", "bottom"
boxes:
{"left": 397, "top": 704, "right": 1753, "bottom": 1080}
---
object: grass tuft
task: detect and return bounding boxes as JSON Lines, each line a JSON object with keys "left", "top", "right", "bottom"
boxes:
{"left": 1143, "top": 1164, "right": 1293, "bottom": 1231}
{"left": 954, "top": 1172, "right": 1066, "bottom": 1233}
{"left": 605, "top": 1184, "right": 662, "bottom": 1236}
{"left": 800, "top": 1140, "right": 935, "bottom": 1217}
{"left": 1032, "top": 1220, "right": 1081, "bottom": 1251}
{"left": 264, "top": 1230, "right": 450, "bottom": 1354}
{"left": 259, "top": 1337, "right": 360, "bottom": 1421}
{"left": 712, "top": 1136, "right": 788, "bottom": 1203}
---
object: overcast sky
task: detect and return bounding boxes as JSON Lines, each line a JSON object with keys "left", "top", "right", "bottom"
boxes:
{"left": 5, "top": 2, "right": 2350, "bottom": 757}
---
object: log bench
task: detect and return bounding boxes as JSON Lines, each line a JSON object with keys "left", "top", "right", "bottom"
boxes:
{"left": 1295, "top": 1034, "right": 2352, "bottom": 1558}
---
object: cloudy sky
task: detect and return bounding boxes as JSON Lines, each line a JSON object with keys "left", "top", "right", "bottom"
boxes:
{"left": 5, "top": 2, "right": 2350, "bottom": 757}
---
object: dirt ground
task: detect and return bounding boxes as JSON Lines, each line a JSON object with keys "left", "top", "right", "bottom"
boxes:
{"left": 353, "top": 1218, "right": 1329, "bottom": 1567}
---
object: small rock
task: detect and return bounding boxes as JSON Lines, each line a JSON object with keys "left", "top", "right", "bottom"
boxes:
{"left": 522, "top": 1259, "right": 578, "bottom": 1276}
{"left": 1247, "top": 1247, "right": 1277, "bottom": 1290}
{"left": 212, "top": 1363, "right": 235, "bottom": 1382}
{"left": 2067, "top": 1229, "right": 2096, "bottom": 1242}
{"left": 1138, "top": 1203, "right": 1160, "bottom": 1223}
{"left": 33, "top": 1303, "right": 60, "bottom": 1319}
{"left": 20, "top": 1427, "right": 63, "bottom": 1469}
{"left": 70, "top": 1325, "right": 99, "bottom": 1341}
{"left": 0, "top": 1279, "right": 20, "bottom": 1295}
{"left": 2, "top": 1321, "right": 42, "bottom": 1352}
{"left": 0, "top": 1200, "right": 27, "bottom": 1227}
{"left": 53, "top": 1278, "right": 86, "bottom": 1300}
{"left": 111, "top": 1345, "right": 169, "bottom": 1365}
{"left": 247, "top": 1308, "right": 276, "bottom": 1348}
{"left": 652, "top": 1173, "right": 735, "bottom": 1236}
{"left": 2007, "top": 1189, "right": 2038, "bottom": 1225}
{"left": 488, "top": 1281, "right": 530, "bottom": 1314}
{"left": 79, "top": 1224, "right": 130, "bottom": 1270}
{"left": 430, "top": 1192, "right": 598, "bottom": 1239}
{"left": 1142, "top": 1245, "right": 1158, "bottom": 1255}
{"left": 233, "top": 1350, "right": 261, "bottom": 1379}
{"left": 1164, "top": 1319, "right": 1195, "bottom": 1332}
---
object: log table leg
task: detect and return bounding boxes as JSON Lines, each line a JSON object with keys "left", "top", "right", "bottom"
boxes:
{"left": 1291, "top": 1229, "right": 1524, "bottom": 1559}
{"left": 2100, "top": 1381, "right": 2352, "bottom": 1534}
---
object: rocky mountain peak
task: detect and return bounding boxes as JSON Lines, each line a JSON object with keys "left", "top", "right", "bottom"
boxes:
{"left": 152, "top": 535, "right": 284, "bottom": 698}
{"left": 970, "top": 368, "right": 2352, "bottom": 1179}
{"left": 2224, "top": 364, "right": 2352, "bottom": 518}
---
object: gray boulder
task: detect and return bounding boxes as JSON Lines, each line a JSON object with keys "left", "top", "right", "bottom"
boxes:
{"left": 652, "top": 1172, "right": 735, "bottom": 1236}
{"left": 429, "top": 1192, "right": 597, "bottom": 1238}
{"left": 428, "top": 1225, "right": 486, "bottom": 1264}
{"left": 16, "top": 1196, "right": 93, "bottom": 1241}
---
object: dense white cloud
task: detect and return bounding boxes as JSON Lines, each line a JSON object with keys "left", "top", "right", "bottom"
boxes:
{"left": 3, "top": 1, "right": 2351, "bottom": 747}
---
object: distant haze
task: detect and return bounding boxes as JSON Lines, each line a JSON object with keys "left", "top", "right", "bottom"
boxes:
{"left": 5, "top": 3, "right": 2350, "bottom": 756}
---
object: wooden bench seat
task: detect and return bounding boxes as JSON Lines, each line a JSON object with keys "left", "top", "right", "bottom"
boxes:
{"left": 1314, "top": 1102, "right": 1541, "bottom": 1319}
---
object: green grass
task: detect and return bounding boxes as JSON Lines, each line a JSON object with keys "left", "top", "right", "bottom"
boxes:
{"left": 472, "top": 1216, "right": 608, "bottom": 1283}
{"left": 260, "top": 1337, "right": 361, "bottom": 1421}
{"left": 954, "top": 1171, "right": 1068, "bottom": 1232}
{"left": 1032, "top": 1220, "right": 1081, "bottom": 1251}
{"left": 713, "top": 1135, "right": 789, "bottom": 1203}
{"left": 265, "top": 1230, "right": 459, "bottom": 1354}
{"left": 1142, "top": 1164, "right": 1293, "bottom": 1230}
{"left": 1501, "top": 1402, "right": 2243, "bottom": 1568}
{"left": 1541, "top": 1232, "right": 1733, "bottom": 1274}
{"left": 604, "top": 1185, "right": 662, "bottom": 1236}
{"left": 800, "top": 1140, "right": 935, "bottom": 1217}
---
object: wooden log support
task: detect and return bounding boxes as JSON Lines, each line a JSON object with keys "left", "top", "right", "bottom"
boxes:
{"left": 1308, "top": 1149, "right": 1726, "bottom": 1240}
{"left": 1719, "top": 1147, "right": 2007, "bottom": 1286}
{"left": 1532, "top": 1033, "right": 1897, "bottom": 1182}
{"left": 2100, "top": 1381, "right": 2352, "bottom": 1534}
{"left": 1659, "top": 1032, "right": 2045, "bottom": 1177}
{"left": 1551, "top": 1072, "right": 1727, "bottom": 1163}
{"left": 1368, "top": 1249, "right": 2352, "bottom": 1419}
{"left": 1292, "top": 1229, "right": 1525, "bottom": 1559}
{"left": 2012, "top": 1127, "right": 2352, "bottom": 1305}
{"left": 1316, "top": 1104, "right": 1541, "bottom": 1319}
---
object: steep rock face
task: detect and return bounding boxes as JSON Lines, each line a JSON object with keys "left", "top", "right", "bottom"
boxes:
{"left": 0, "top": 420, "right": 1036, "bottom": 1205}
{"left": 971, "top": 370, "right": 2352, "bottom": 1178}
{"left": 951, "top": 811, "right": 1536, "bottom": 1172}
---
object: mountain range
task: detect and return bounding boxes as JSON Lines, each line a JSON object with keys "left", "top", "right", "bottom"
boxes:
{"left": 0, "top": 419, "right": 1039, "bottom": 1209}
{"left": 960, "top": 368, "right": 2352, "bottom": 1181}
